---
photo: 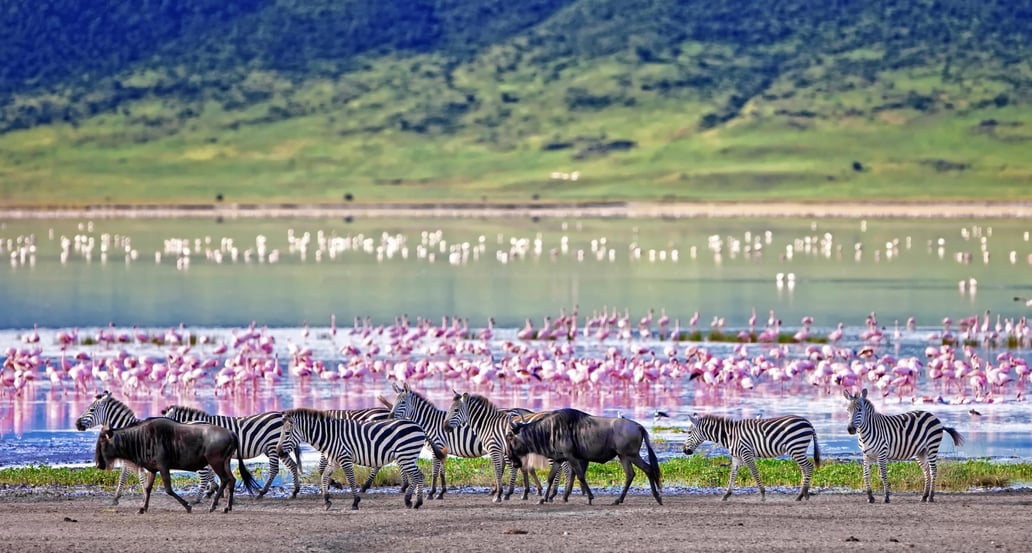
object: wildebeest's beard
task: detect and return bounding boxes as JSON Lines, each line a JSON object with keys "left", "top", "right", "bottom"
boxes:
{"left": 95, "top": 432, "right": 113, "bottom": 470}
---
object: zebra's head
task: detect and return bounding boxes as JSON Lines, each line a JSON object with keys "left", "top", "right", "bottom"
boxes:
{"left": 681, "top": 413, "right": 707, "bottom": 456}
{"left": 75, "top": 390, "right": 113, "bottom": 431}
{"left": 389, "top": 382, "right": 413, "bottom": 420}
{"left": 843, "top": 388, "right": 870, "bottom": 435}
{"left": 276, "top": 410, "right": 300, "bottom": 458}
{"left": 443, "top": 390, "right": 469, "bottom": 433}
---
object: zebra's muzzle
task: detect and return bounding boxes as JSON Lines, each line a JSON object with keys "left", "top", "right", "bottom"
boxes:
{"left": 682, "top": 446, "right": 694, "bottom": 455}
{"left": 75, "top": 420, "right": 88, "bottom": 431}
{"left": 847, "top": 425, "right": 856, "bottom": 435}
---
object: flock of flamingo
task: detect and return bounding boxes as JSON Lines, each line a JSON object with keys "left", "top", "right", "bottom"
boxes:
{"left": 3, "top": 306, "right": 1031, "bottom": 407}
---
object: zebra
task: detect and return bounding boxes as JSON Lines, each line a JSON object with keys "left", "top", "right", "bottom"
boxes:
{"left": 388, "top": 382, "right": 494, "bottom": 500}
{"left": 315, "top": 407, "right": 393, "bottom": 491}
{"left": 275, "top": 407, "right": 435, "bottom": 510}
{"left": 444, "top": 391, "right": 548, "bottom": 503}
{"left": 160, "top": 405, "right": 303, "bottom": 499}
{"left": 682, "top": 412, "right": 820, "bottom": 501}
{"left": 74, "top": 390, "right": 147, "bottom": 504}
{"left": 844, "top": 388, "right": 964, "bottom": 503}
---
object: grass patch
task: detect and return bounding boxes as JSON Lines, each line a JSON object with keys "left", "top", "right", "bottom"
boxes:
{"left": 4, "top": 458, "right": 1029, "bottom": 493}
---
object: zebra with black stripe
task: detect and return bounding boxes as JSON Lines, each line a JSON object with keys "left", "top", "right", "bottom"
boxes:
{"left": 682, "top": 412, "right": 821, "bottom": 501}
{"left": 275, "top": 408, "right": 433, "bottom": 510}
{"left": 317, "top": 406, "right": 393, "bottom": 491}
{"left": 444, "top": 391, "right": 533, "bottom": 503}
{"left": 74, "top": 390, "right": 147, "bottom": 504}
{"left": 161, "top": 405, "right": 303, "bottom": 499}
{"left": 844, "top": 388, "right": 964, "bottom": 503}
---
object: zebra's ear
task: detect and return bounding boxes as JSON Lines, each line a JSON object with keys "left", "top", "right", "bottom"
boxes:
{"left": 403, "top": 382, "right": 410, "bottom": 392}
{"left": 452, "top": 389, "right": 461, "bottom": 399}
{"left": 461, "top": 392, "right": 469, "bottom": 401}
{"left": 842, "top": 389, "right": 853, "bottom": 401}
{"left": 686, "top": 413, "right": 699, "bottom": 426}
{"left": 860, "top": 388, "right": 869, "bottom": 399}
{"left": 392, "top": 382, "right": 402, "bottom": 393}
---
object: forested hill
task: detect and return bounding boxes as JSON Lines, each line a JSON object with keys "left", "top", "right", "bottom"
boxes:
{"left": 1, "top": 0, "right": 1031, "bottom": 203}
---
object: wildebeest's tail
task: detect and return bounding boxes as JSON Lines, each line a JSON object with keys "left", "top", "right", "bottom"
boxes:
{"left": 235, "top": 438, "right": 260, "bottom": 496}
{"left": 641, "top": 427, "right": 662, "bottom": 488}
{"left": 945, "top": 426, "right": 964, "bottom": 448}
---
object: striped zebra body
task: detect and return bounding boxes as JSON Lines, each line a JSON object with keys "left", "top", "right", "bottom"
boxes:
{"left": 444, "top": 392, "right": 530, "bottom": 503}
{"left": 844, "top": 388, "right": 964, "bottom": 503}
{"left": 388, "top": 383, "right": 485, "bottom": 499}
{"left": 161, "top": 405, "right": 302, "bottom": 499}
{"left": 277, "top": 408, "right": 427, "bottom": 510}
{"left": 316, "top": 407, "right": 394, "bottom": 491}
{"left": 683, "top": 413, "right": 820, "bottom": 501}
{"left": 74, "top": 391, "right": 146, "bottom": 504}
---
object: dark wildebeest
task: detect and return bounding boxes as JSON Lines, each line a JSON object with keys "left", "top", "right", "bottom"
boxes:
{"left": 95, "top": 417, "right": 260, "bottom": 514}
{"left": 505, "top": 408, "right": 663, "bottom": 506}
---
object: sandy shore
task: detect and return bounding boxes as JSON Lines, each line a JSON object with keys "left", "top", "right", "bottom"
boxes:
{"left": 0, "top": 488, "right": 1026, "bottom": 553}
{"left": 1, "top": 200, "right": 1031, "bottom": 219}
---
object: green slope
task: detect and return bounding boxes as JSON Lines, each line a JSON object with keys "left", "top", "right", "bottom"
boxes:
{"left": 1, "top": 0, "right": 1030, "bottom": 206}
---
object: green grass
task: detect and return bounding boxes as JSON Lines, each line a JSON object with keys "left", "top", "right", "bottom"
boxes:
{"left": 4, "top": 458, "right": 1029, "bottom": 493}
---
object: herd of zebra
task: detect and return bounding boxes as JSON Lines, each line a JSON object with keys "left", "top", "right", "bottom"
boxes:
{"left": 74, "top": 384, "right": 964, "bottom": 513}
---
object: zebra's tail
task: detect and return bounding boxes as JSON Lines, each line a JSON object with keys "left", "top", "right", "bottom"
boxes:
{"left": 293, "top": 442, "right": 303, "bottom": 473}
{"left": 641, "top": 427, "right": 662, "bottom": 487}
{"left": 944, "top": 426, "right": 965, "bottom": 447}
{"left": 428, "top": 437, "right": 449, "bottom": 460}
{"left": 812, "top": 430, "right": 822, "bottom": 470}
{"left": 235, "top": 438, "right": 261, "bottom": 496}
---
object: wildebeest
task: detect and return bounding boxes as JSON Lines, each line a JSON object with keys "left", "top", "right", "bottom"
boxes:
{"left": 505, "top": 408, "right": 663, "bottom": 505}
{"left": 94, "top": 417, "right": 260, "bottom": 514}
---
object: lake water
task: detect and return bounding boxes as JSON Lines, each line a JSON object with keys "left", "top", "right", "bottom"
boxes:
{"left": 2, "top": 216, "right": 1031, "bottom": 468}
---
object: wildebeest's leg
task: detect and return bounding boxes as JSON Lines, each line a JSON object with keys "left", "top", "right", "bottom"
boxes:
{"left": 627, "top": 454, "right": 662, "bottom": 505}
{"left": 569, "top": 458, "right": 594, "bottom": 505}
{"left": 140, "top": 470, "right": 157, "bottom": 514}
{"left": 159, "top": 468, "right": 192, "bottom": 513}
{"left": 209, "top": 459, "right": 236, "bottom": 513}
{"left": 563, "top": 459, "right": 588, "bottom": 503}
{"left": 613, "top": 456, "right": 637, "bottom": 505}
{"left": 539, "top": 463, "right": 561, "bottom": 505}
{"left": 723, "top": 457, "right": 742, "bottom": 501}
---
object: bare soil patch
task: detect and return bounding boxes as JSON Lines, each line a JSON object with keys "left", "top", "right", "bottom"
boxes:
{"left": 0, "top": 488, "right": 1026, "bottom": 553}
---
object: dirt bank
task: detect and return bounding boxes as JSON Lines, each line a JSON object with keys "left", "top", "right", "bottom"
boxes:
{"left": 0, "top": 488, "right": 1025, "bottom": 553}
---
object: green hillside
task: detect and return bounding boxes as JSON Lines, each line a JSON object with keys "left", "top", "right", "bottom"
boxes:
{"left": 1, "top": 0, "right": 1031, "bottom": 206}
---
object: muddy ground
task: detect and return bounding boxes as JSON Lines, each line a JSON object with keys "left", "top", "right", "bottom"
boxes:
{"left": 0, "top": 487, "right": 1026, "bottom": 553}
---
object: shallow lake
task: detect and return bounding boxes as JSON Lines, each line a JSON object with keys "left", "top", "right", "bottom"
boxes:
{"left": 1, "top": 216, "right": 1031, "bottom": 468}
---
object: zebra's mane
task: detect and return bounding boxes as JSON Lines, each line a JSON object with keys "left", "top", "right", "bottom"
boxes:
{"left": 284, "top": 407, "right": 332, "bottom": 421}
{"left": 465, "top": 393, "right": 502, "bottom": 413}
{"left": 92, "top": 391, "right": 139, "bottom": 419}
{"left": 404, "top": 388, "right": 436, "bottom": 409}
{"left": 166, "top": 404, "right": 209, "bottom": 418}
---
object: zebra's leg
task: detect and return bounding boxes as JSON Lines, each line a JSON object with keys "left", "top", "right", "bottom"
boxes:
{"left": 320, "top": 453, "right": 344, "bottom": 490}
{"left": 112, "top": 466, "right": 130, "bottom": 506}
{"left": 256, "top": 451, "right": 281, "bottom": 499}
{"left": 861, "top": 453, "right": 875, "bottom": 503}
{"left": 723, "top": 457, "right": 742, "bottom": 501}
{"left": 402, "top": 461, "right": 425, "bottom": 509}
{"left": 795, "top": 453, "right": 815, "bottom": 501}
{"left": 339, "top": 457, "right": 361, "bottom": 511}
{"left": 504, "top": 458, "right": 520, "bottom": 500}
{"left": 927, "top": 457, "right": 938, "bottom": 503}
{"left": 877, "top": 452, "right": 890, "bottom": 503}
{"left": 558, "top": 462, "right": 574, "bottom": 503}
{"left": 562, "top": 460, "right": 585, "bottom": 503}
{"left": 359, "top": 467, "right": 380, "bottom": 493}
{"left": 194, "top": 467, "right": 214, "bottom": 504}
{"left": 319, "top": 458, "right": 337, "bottom": 510}
{"left": 917, "top": 454, "right": 934, "bottom": 502}
{"left": 278, "top": 450, "right": 302, "bottom": 499}
{"left": 742, "top": 456, "right": 765, "bottom": 501}
{"left": 490, "top": 449, "right": 506, "bottom": 503}
{"left": 436, "top": 457, "right": 447, "bottom": 500}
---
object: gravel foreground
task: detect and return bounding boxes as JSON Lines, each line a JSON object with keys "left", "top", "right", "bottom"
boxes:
{"left": 0, "top": 487, "right": 1027, "bottom": 553}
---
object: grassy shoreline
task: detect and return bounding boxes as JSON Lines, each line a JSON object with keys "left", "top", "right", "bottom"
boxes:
{"left": 3, "top": 457, "right": 1029, "bottom": 493}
